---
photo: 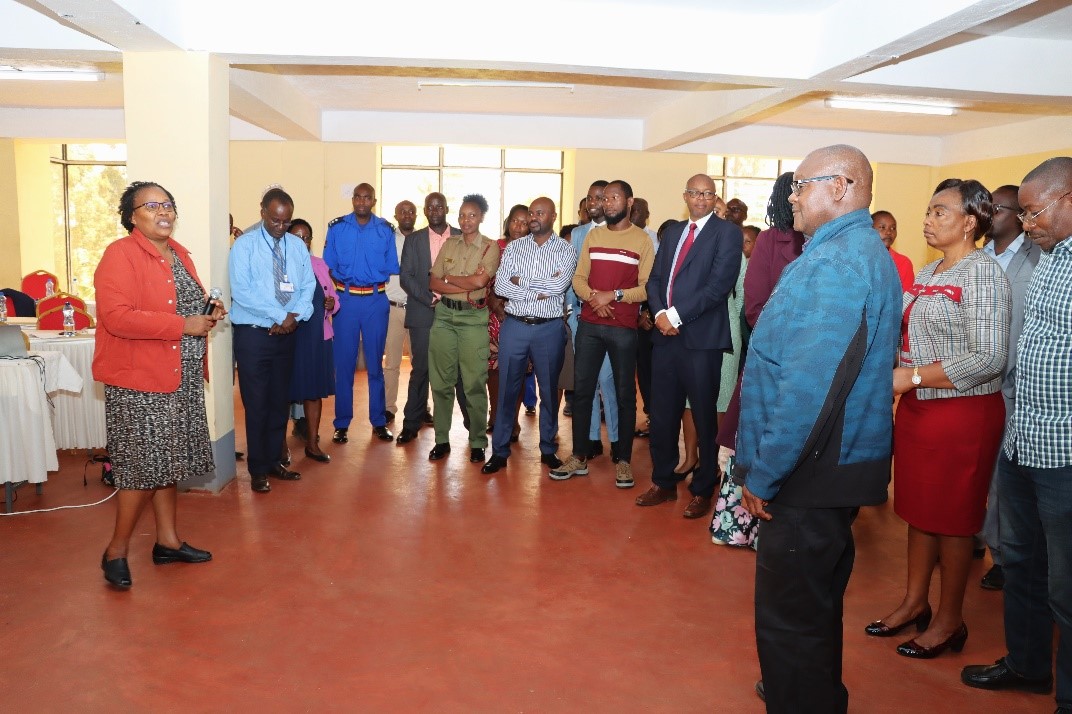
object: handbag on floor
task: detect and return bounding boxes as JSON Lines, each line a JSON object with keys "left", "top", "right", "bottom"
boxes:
{"left": 710, "top": 456, "right": 759, "bottom": 548}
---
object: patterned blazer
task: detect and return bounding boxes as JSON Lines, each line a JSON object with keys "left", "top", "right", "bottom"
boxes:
{"left": 900, "top": 250, "right": 1011, "bottom": 400}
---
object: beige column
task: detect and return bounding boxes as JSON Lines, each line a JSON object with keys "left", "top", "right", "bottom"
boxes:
{"left": 123, "top": 51, "right": 235, "bottom": 492}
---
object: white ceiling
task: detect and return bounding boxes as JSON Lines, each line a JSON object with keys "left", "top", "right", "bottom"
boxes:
{"left": 1, "top": 0, "right": 1071, "bottom": 164}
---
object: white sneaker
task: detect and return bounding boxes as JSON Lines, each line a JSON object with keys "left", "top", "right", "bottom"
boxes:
{"left": 614, "top": 461, "right": 635, "bottom": 489}
{"left": 549, "top": 455, "right": 588, "bottom": 481}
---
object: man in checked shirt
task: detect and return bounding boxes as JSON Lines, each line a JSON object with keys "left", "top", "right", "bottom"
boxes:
{"left": 481, "top": 197, "right": 578, "bottom": 474}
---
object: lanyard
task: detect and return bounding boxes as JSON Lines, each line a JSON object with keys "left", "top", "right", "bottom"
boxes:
{"left": 260, "top": 226, "right": 288, "bottom": 277}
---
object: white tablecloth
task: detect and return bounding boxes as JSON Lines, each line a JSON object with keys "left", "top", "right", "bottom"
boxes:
{"left": 0, "top": 351, "right": 82, "bottom": 484}
{"left": 27, "top": 332, "right": 106, "bottom": 449}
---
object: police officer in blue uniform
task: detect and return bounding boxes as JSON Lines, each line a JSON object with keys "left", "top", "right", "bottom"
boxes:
{"left": 324, "top": 182, "right": 399, "bottom": 443}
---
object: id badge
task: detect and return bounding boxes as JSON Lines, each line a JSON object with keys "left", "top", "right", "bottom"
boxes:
{"left": 279, "top": 281, "right": 295, "bottom": 293}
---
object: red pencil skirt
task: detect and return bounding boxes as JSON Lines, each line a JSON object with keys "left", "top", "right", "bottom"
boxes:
{"left": 893, "top": 390, "right": 1005, "bottom": 536}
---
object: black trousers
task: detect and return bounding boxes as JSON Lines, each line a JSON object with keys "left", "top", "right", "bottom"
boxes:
{"left": 233, "top": 325, "right": 296, "bottom": 477}
{"left": 755, "top": 503, "right": 859, "bottom": 714}
{"left": 571, "top": 321, "right": 637, "bottom": 463}
{"left": 402, "top": 325, "right": 468, "bottom": 433}
{"left": 649, "top": 339, "right": 722, "bottom": 497}
{"left": 635, "top": 326, "right": 653, "bottom": 416}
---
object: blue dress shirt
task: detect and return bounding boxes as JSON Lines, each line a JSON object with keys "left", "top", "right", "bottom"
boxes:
{"left": 229, "top": 223, "right": 315, "bottom": 327}
{"left": 323, "top": 213, "right": 400, "bottom": 287}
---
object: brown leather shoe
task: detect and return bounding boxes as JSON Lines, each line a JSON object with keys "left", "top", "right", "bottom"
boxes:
{"left": 635, "top": 484, "right": 676, "bottom": 506}
{"left": 683, "top": 495, "right": 712, "bottom": 519}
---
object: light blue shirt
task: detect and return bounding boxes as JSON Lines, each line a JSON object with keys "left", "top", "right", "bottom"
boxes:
{"left": 229, "top": 223, "right": 316, "bottom": 327}
{"left": 982, "top": 232, "right": 1025, "bottom": 273}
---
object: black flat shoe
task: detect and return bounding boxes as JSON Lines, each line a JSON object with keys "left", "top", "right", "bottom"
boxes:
{"left": 271, "top": 464, "right": 301, "bottom": 480}
{"left": 251, "top": 474, "right": 271, "bottom": 493}
{"left": 469, "top": 447, "right": 485, "bottom": 463}
{"left": 280, "top": 449, "right": 291, "bottom": 466}
{"left": 101, "top": 553, "right": 132, "bottom": 589}
{"left": 396, "top": 428, "right": 418, "bottom": 445}
{"left": 429, "top": 443, "right": 451, "bottom": 461}
{"left": 961, "top": 657, "right": 1053, "bottom": 693}
{"left": 304, "top": 448, "right": 331, "bottom": 463}
{"left": 373, "top": 426, "right": 394, "bottom": 441}
{"left": 482, "top": 455, "right": 507, "bottom": 474}
{"left": 332, "top": 428, "right": 348, "bottom": 444}
{"left": 540, "top": 453, "right": 563, "bottom": 469}
{"left": 896, "top": 622, "right": 968, "bottom": 659}
{"left": 152, "top": 542, "right": 212, "bottom": 565}
{"left": 865, "top": 605, "right": 932, "bottom": 637}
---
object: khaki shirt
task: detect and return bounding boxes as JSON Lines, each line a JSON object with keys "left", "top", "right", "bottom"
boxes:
{"left": 430, "top": 234, "right": 500, "bottom": 301}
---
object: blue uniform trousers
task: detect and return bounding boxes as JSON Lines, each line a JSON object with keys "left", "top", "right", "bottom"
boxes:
{"left": 333, "top": 291, "right": 389, "bottom": 429}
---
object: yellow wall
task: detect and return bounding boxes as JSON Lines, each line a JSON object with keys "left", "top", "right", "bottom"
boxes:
{"left": 0, "top": 139, "right": 20, "bottom": 288}
{"left": 872, "top": 162, "right": 939, "bottom": 271}
{"left": 941, "top": 147, "right": 1072, "bottom": 193}
{"left": 574, "top": 149, "right": 707, "bottom": 228}
{"left": 13, "top": 141, "right": 58, "bottom": 287}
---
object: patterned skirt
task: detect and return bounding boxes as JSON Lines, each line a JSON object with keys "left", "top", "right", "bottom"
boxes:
{"left": 104, "top": 358, "right": 215, "bottom": 490}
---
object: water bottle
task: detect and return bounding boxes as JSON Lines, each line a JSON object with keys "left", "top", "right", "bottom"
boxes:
{"left": 45, "top": 278, "right": 55, "bottom": 297}
{"left": 62, "top": 300, "right": 75, "bottom": 335}
{"left": 0, "top": 296, "right": 7, "bottom": 323}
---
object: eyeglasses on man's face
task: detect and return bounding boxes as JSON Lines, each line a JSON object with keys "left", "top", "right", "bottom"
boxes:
{"left": 790, "top": 175, "right": 854, "bottom": 195}
{"left": 684, "top": 189, "right": 717, "bottom": 200}
{"left": 134, "top": 201, "right": 176, "bottom": 214}
{"left": 1018, "top": 190, "right": 1071, "bottom": 225}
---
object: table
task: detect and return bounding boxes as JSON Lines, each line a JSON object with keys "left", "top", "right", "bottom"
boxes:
{"left": 0, "top": 351, "right": 82, "bottom": 511}
{"left": 27, "top": 332, "right": 106, "bottom": 450}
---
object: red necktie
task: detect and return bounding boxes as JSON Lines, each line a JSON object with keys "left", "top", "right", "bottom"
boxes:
{"left": 669, "top": 222, "right": 696, "bottom": 305}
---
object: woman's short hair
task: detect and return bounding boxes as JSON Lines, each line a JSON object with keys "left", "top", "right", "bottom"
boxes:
{"left": 462, "top": 193, "right": 489, "bottom": 215}
{"left": 289, "top": 218, "right": 313, "bottom": 239}
{"left": 118, "top": 181, "right": 176, "bottom": 233}
{"left": 933, "top": 178, "right": 992, "bottom": 241}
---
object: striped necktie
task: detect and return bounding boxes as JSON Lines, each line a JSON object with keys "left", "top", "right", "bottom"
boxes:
{"left": 272, "top": 238, "right": 288, "bottom": 306}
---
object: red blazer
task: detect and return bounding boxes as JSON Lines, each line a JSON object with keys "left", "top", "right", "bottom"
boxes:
{"left": 93, "top": 229, "right": 208, "bottom": 393}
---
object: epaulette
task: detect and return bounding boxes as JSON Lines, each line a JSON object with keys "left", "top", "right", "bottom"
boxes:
{"left": 385, "top": 221, "right": 396, "bottom": 231}
{"left": 328, "top": 215, "right": 346, "bottom": 227}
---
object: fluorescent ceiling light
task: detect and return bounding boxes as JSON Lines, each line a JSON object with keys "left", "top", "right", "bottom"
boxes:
{"left": 417, "top": 80, "right": 574, "bottom": 93}
{"left": 825, "top": 98, "right": 956, "bottom": 116}
{"left": 0, "top": 67, "right": 103, "bottom": 82}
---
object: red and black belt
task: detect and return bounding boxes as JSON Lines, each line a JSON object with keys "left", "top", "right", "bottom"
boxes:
{"left": 333, "top": 280, "right": 386, "bottom": 295}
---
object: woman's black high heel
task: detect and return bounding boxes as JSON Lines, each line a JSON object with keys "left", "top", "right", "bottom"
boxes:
{"left": 101, "top": 553, "right": 132, "bottom": 589}
{"left": 865, "top": 605, "right": 932, "bottom": 637}
{"left": 305, "top": 436, "right": 330, "bottom": 463}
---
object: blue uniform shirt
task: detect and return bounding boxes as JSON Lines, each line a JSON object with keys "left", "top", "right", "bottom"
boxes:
{"left": 229, "top": 223, "right": 316, "bottom": 327}
{"left": 323, "top": 213, "right": 400, "bottom": 287}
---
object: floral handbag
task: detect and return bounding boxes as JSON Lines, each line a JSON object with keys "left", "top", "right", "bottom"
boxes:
{"left": 710, "top": 456, "right": 759, "bottom": 549}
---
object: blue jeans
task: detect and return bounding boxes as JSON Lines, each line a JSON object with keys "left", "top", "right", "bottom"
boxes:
{"left": 998, "top": 451, "right": 1072, "bottom": 707}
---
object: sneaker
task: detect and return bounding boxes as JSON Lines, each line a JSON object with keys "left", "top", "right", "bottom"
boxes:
{"left": 614, "top": 461, "right": 634, "bottom": 489}
{"left": 549, "top": 455, "right": 588, "bottom": 481}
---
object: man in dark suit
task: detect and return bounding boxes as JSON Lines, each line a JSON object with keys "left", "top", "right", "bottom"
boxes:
{"left": 396, "top": 192, "right": 467, "bottom": 444}
{"left": 635, "top": 174, "right": 742, "bottom": 518}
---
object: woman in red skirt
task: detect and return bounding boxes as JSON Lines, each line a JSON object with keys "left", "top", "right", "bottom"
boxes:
{"left": 865, "top": 178, "right": 1011, "bottom": 659}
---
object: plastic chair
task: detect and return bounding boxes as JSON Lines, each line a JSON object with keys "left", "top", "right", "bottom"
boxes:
{"left": 36, "top": 292, "right": 87, "bottom": 317}
{"left": 37, "top": 304, "right": 95, "bottom": 330}
{"left": 21, "top": 270, "right": 59, "bottom": 301}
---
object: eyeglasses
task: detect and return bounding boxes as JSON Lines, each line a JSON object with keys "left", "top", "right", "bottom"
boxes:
{"left": 264, "top": 217, "right": 293, "bottom": 229}
{"left": 684, "top": 189, "right": 717, "bottom": 199}
{"left": 790, "top": 175, "right": 854, "bottom": 195}
{"left": 993, "top": 205, "right": 1018, "bottom": 213}
{"left": 134, "top": 201, "right": 176, "bottom": 213}
{"left": 1018, "top": 190, "right": 1071, "bottom": 225}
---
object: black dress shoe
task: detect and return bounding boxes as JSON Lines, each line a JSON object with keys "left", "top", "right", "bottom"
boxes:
{"left": 384, "top": 410, "right": 395, "bottom": 423}
{"left": 588, "top": 440, "right": 604, "bottom": 458}
{"left": 896, "top": 622, "right": 968, "bottom": 659}
{"left": 481, "top": 455, "right": 507, "bottom": 474}
{"left": 755, "top": 681, "right": 765, "bottom": 702}
{"left": 980, "top": 564, "right": 1005, "bottom": 590}
{"left": 470, "top": 448, "right": 485, "bottom": 463}
{"left": 373, "top": 426, "right": 394, "bottom": 441}
{"left": 251, "top": 474, "right": 271, "bottom": 493}
{"left": 332, "top": 428, "right": 348, "bottom": 443}
{"left": 292, "top": 417, "right": 308, "bottom": 440}
{"left": 235, "top": 451, "right": 245, "bottom": 461}
{"left": 634, "top": 428, "right": 650, "bottom": 438}
{"left": 525, "top": 405, "right": 536, "bottom": 416}
{"left": 280, "top": 449, "right": 291, "bottom": 466}
{"left": 422, "top": 412, "right": 434, "bottom": 426}
{"left": 540, "top": 453, "right": 563, "bottom": 469}
{"left": 865, "top": 605, "right": 932, "bottom": 637}
{"left": 101, "top": 553, "right": 132, "bottom": 589}
{"left": 429, "top": 443, "right": 451, "bottom": 460}
{"left": 271, "top": 464, "right": 301, "bottom": 480}
{"left": 396, "top": 428, "right": 418, "bottom": 445}
{"left": 961, "top": 657, "right": 1053, "bottom": 693}
{"left": 304, "top": 448, "right": 331, "bottom": 463}
{"left": 152, "top": 542, "right": 212, "bottom": 565}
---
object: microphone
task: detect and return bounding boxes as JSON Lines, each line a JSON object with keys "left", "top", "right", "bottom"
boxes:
{"left": 202, "top": 287, "right": 223, "bottom": 315}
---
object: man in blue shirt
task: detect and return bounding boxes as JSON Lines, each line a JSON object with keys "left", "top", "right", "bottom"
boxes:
{"left": 324, "top": 183, "right": 400, "bottom": 444}
{"left": 230, "top": 187, "right": 315, "bottom": 494}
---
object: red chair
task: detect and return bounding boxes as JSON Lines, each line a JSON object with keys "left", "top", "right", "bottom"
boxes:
{"left": 36, "top": 291, "right": 87, "bottom": 317}
{"left": 37, "top": 304, "right": 95, "bottom": 331}
{"left": 21, "top": 270, "right": 59, "bottom": 301}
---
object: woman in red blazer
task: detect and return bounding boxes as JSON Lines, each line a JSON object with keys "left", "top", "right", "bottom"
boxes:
{"left": 93, "top": 181, "right": 225, "bottom": 590}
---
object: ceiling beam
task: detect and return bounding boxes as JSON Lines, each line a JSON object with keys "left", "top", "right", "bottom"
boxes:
{"left": 230, "top": 68, "right": 320, "bottom": 141}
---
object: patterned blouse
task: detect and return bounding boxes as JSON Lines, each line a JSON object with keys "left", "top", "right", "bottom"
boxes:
{"left": 900, "top": 250, "right": 1010, "bottom": 400}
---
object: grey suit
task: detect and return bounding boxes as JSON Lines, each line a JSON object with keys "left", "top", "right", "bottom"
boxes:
{"left": 983, "top": 234, "right": 1041, "bottom": 564}
{"left": 399, "top": 226, "right": 468, "bottom": 432}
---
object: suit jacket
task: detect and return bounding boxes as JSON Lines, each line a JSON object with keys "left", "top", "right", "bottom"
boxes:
{"left": 647, "top": 215, "right": 742, "bottom": 351}
{"left": 1001, "top": 236, "right": 1041, "bottom": 400}
{"left": 399, "top": 225, "right": 461, "bottom": 329}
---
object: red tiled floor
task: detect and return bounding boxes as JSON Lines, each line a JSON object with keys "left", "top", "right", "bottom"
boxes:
{"left": 0, "top": 370, "right": 1053, "bottom": 712}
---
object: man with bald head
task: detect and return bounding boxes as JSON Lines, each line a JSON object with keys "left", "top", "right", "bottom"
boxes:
{"left": 325, "top": 182, "right": 399, "bottom": 444}
{"left": 736, "top": 145, "right": 901, "bottom": 712}
{"left": 962, "top": 158, "right": 1072, "bottom": 713}
{"left": 382, "top": 199, "right": 417, "bottom": 423}
{"left": 636, "top": 173, "right": 742, "bottom": 518}
{"left": 481, "top": 197, "right": 578, "bottom": 474}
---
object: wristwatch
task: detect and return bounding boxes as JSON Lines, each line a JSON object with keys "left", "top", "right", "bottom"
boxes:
{"left": 614, "top": 289, "right": 624, "bottom": 302}
{"left": 911, "top": 367, "right": 922, "bottom": 386}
